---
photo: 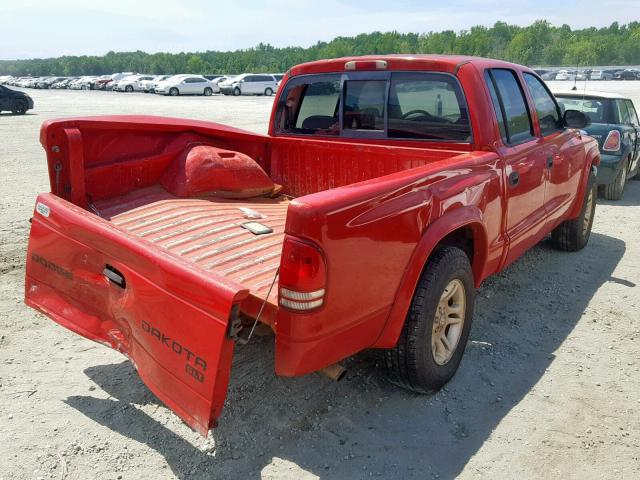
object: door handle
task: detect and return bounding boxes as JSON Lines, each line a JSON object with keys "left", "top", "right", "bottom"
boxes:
{"left": 508, "top": 171, "right": 520, "bottom": 187}
{"left": 547, "top": 156, "right": 554, "bottom": 168}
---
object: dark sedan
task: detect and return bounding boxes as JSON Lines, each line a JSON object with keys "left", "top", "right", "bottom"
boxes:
{"left": 554, "top": 90, "right": 640, "bottom": 200}
{"left": 0, "top": 85, "right": 34, "bottom": 114}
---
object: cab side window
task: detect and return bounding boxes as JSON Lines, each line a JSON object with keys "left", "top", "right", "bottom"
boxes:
{"left": 485, "top": 69, "right": 534, "bottom": 145}
{"left": 523, "top": 73, "right": 563, "bottom": 135}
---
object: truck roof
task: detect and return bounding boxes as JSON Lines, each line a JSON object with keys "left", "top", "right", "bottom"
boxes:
{"left": 288, "top": 54, "right": 528, "bottom": 76}
{"left": 552, "top": 89, "right": 629, "bottom": 100}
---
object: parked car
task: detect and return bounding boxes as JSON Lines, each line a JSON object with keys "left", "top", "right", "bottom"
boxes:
{"left": 554, "top": 90, "right": 640, "bottom": 200}
{"left": 590, "top": 70, "right": 614, "bottom": 81}
{"left": 154, "top": 75, "right": 216, "bottom": 96}
{"left": 25, "top": 55, "right": 599, "bottom": 436}
{"left": 138, "top": 75, "right": 171, "bottom": 93}
{"left": 51, "top": 78, "right": 76, "bottom": 89}
{"left": 613, "top": 69, "right": 639, "bottom": 80}
{"left": 555, "top": 69, "right": 577, "bottom": 81}
{"left": 113, "top": 74, "right": 157, "bottom": 92}
{"left": 219, "top": 73, "right": 278, "bottom": 96}
{"left": 0, "top": 84, "right": 34, "bottom": 114}
{"left": 540, "top": 71, "right": 557, "bottom": 80}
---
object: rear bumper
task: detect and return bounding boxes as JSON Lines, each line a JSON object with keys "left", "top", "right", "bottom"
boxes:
{"left": 597, "top": 153, "right": 624, "bottom": 185}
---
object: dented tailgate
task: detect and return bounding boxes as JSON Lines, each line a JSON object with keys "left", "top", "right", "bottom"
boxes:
{"left": 25, "top": 193, "right": 249, "bottom": 435}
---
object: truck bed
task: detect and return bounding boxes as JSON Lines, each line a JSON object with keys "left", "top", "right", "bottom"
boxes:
{"left": 93, "top": 185, "right": 288, "bottom": 305}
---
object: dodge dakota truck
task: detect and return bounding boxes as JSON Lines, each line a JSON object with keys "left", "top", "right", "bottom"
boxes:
{"left": 25, "top": 55, "right": 599, "bottom": 436}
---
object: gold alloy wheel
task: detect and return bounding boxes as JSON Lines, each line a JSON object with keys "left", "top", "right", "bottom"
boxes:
{"left": 431, "top": 279, "right": 466, "bottom": 365}
{"left": 583, "top": 186, "right": 594, "bottom": 236}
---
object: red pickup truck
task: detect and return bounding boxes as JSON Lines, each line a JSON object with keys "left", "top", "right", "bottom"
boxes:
{"left": 25, "top": 55, "right": 599, "bottom": 435}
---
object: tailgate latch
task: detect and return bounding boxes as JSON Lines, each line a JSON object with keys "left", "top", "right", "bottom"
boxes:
{"left": 103, "top": 265, "right": 126, "bottom": 289}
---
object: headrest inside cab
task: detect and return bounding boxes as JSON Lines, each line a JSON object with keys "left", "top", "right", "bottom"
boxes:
{"left": 161, "top": 145, "right": 275, "bottom": 198}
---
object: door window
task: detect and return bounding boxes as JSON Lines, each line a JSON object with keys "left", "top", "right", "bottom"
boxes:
{"left": 486, "top": 69, "right": 534, "bottom": 145}
{"left": 625, "top": 100, "right": 639, "bottom": 125}
{"left": 615, "top": 100, "right": 631, "bottom": 124}
{"left": 523, "top": 73, "right": 563, "bottom": 135}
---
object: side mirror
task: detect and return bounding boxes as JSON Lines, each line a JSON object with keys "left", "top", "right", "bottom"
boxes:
{"left": 564, "top": 109, "right": 590, "bottom": 129}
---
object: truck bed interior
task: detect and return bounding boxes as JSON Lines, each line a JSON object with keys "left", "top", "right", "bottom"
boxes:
{"left": 92, "top": 185, "right": 288, "bottom": 305}
{"left": 47, "top": 121, "right": 466, "bottom": 314}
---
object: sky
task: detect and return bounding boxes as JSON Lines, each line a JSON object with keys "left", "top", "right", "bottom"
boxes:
{"left": 1, "top": 0, "right": 639, "bottom": 60}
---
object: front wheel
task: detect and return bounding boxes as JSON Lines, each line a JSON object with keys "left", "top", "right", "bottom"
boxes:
{"left": 203, "top": 87, "right": 213, "bottom": 96}
{"left": 169, "top": 87, "right": 179, "bottom": 96}
{"left": 125, "top": 85, "right": 133, "bottom": 92}
{"left": 551, "top": 171, "right": 597, "bottom": 251}
{"left": 11, "top": 101, "right": 26, "bottom": 115}
{"left": 233, "top": 87, "right": 241, "bottom": 96}
{"left": 381, "top": 246, "right": 475, "bottom": 393}
{"left": 264, "top": 87, "right": 273, "bottom": 96}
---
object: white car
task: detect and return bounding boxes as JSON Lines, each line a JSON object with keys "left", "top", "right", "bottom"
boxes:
{"left": 555, "top": 70, "right": 577, "bottom": 81}
{"left": 113, "top": 74, "right": 156, "bottom": 92}
{"left": 154, "top": 75, "right": 216, "bottom": 96}
{"left": 218, "top": 74, "right": 278, "bottom": 96}
{"left": 69, "top": 76, "right": 96, "bottom": 90}
{"left": 138, "top": 75, "right": 172, "bottom": 93}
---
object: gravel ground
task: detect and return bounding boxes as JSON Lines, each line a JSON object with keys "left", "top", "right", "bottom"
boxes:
{"left": 1, "top": 83, "right": 639, "bottom": 480}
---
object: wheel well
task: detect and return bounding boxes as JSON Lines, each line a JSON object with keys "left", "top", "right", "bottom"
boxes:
{"left": 436, "top": 226, "right": 474, "bottom": 265}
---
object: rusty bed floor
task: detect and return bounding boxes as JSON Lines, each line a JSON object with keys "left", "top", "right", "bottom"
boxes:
{"left": 93, "top": 186, "right": 289, "bottom": 303}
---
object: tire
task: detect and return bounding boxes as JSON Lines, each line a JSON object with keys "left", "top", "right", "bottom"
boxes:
{"left": 169, "top": 87, "right": 179, "bottom": 96}
{"left": 381, "top": 246, "right": 475, "bottom": 393}
{"left": 204, "top": 87, "right": 213, "bottom": 96}
{"left": 125, "top": 85, "right": 133, "bottom": 93}
{"left": 233, "top": 87, "right": 241, "bottom": 96}
{"left": 602, "top": 158, "right": 628, "bottom": 200}
{"left": 264, "top": 87, "right": 273, "bottom": 96}
{"left": 11, "top": 101, "right": 27, "bottom": 115}
{"left": 551, "top": 171, "right": 597, "bottom": 251}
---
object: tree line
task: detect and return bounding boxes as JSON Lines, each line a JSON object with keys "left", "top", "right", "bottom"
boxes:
{"left": 2, "top": 20, "right": 639, "bottom": 77}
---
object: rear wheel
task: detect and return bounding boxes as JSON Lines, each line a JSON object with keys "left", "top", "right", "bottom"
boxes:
{"left": 381, "top": 246, "right": 475, "bottom": 393}
{"left": 169, "top": 87, "right": 179, "bottom": 96}
{"left": 204, "top": 87, "right": 213, "bottom": 96}
{"left": 11, "top": 101, "right": 26, "bottom": 115}
{"left": 551, "top": 171, "right": 597, "bottom": 251}
{"left": 264, "top": 87, "right": 273, "bottom": 96}
{"left": 233, "top": 87, "right": 241, "bottom": 96}
{"left": 602, "top": 158, "right": 628, "bottom": 200}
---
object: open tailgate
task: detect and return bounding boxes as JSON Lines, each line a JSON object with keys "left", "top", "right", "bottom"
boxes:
{"left": 25, "top": 193, "right": 249, "bottom": 435}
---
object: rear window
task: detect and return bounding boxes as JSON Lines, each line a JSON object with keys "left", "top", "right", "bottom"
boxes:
{"left": 343, "top": 80, "right": 386, "bottom": 131}
{"left": 555, "top": 96, "right": 610, "bottom": 124}
{"left": 275, "top": 72, "right": 471, "bottom": 142}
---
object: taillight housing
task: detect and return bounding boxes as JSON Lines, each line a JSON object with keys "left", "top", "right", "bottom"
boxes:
{"left": 603, "top": 130, "right": 621, "bottom": 151}
{"left": 279, "top": 236, "right": 326, "bottom": 311}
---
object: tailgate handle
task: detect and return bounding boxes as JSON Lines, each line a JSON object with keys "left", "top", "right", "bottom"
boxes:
{"left": 103, "top": 265, "right": 126, "bottom": 289}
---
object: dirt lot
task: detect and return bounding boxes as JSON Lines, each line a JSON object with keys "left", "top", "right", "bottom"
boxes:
{"left": 1, "top": 83, "right": 639, "bottom": 480}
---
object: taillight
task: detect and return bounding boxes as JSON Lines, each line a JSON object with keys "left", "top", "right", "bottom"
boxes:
{"left": 603, "top": 130, "right": 621, "bottom": 151}
{"left": 279, "top": 236, "right": 326, "bottom": 311}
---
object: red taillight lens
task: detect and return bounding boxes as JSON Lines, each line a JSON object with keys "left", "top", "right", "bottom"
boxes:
{"left": 603, "top": 130, "right": 621, "bottom": 151}
{"left": 279, "top": 236, "right": 326, "bottom": 311}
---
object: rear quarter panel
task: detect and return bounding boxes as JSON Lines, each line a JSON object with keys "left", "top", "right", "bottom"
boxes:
{"left": 275, "top": 150, "right": 505, "bottom": 375}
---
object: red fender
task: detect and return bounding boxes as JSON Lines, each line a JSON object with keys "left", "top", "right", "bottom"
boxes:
{"left": 568, "top": 139, "right": 600, "bottom": 219}
{"left": 372, "top": 205, "right": 489, "bottom": 348}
